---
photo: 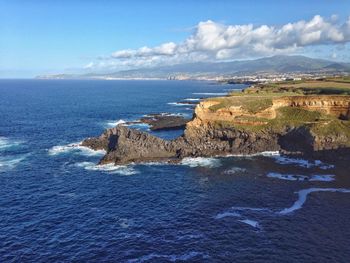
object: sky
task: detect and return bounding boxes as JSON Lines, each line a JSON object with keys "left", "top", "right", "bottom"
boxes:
{"left": 1, "top": 0, "right": 350, "bottom": 78}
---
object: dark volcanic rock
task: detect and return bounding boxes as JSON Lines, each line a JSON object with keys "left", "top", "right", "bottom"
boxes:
{"left": 82, "top": 122, "right": 350, "bottom": 165}
{"left": 139, "top": 114, "right": 189, "bottom": 131}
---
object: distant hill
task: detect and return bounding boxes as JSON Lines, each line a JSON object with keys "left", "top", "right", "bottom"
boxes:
{"left": 37, "top": 55, "right": 350, "bottom": 79}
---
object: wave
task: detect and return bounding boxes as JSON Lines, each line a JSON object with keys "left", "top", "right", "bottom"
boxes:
{"left": 48, "top": 142, "right": 106, "bottom": 157}
{"left": 192, "top": 92, "right": 227, "bottom": 96}
{"left": 128, "top": 251, "right": 209, "bottom": 263}
{"left": 238, "top": 219, "right": 260, "bottom": 229}
{"left": 267, "top": 172, "right": 335, "bottom": 182}
{"left": 272, "top": 156, "right": 334, "bottom": 170}
{"left": 278, "top": 188, "right": 350, "bottom": 215}
{"left": 75, "top": 162, "right": 139, "bottom": 175}
{"left": 0, "top": 154, "right": 28, "bottom": 172}
{"left": 226, "top": 151, "right": 280, "bottom": 158}
{"left": 0, "top": 137, "right": 24, "bottom": 151}
{"left": 167, "top": 102, "right": 193, "bottom": 106}
{"left": 223, "top": 167, "right": 247, "bottom": 175}
{"left": 105, "top": 119, "right": 127, "bottom": 127}
{"left": 181, "top": 157, "right": 221, "bottom": 168}
{"left": 214, "top": 211, "right": 241, "bottom": 219}
{"left": 183, "top": 98, "right": 201, "bottom": 101}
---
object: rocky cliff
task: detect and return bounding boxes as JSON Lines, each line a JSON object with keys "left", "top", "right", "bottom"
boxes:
{"left": 82, "top": 94, "right": 350, "bottom": 165}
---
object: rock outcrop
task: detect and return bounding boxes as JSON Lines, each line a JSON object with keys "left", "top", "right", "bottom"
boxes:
{"left": 82, "top": 95, "right": 350, "bottom": 165}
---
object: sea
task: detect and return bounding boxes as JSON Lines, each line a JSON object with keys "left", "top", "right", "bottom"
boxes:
{"left": 0, "top": 79, "right": 349, "bottom": 262}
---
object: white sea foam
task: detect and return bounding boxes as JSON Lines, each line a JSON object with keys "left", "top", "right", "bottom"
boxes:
{"left": 226, "top": 151, "right": 280, "bottom": 158}
{"left": 238, "top": 219, "right": 260, "bottom": 229}
{"left": 0, "top": 154, "right": 28, "bottom": 172}
{"left": 181, "top": 157, "right": 221, "bottom": 168}
{"left": 106, "top": 119, "right": 127, "bottom": 127}
{"left": 167, "top": 102, "right": 192, "bottom": 106}
{"left": 267, "top": 172, "right": 335, "bottom": 182}
{"left": 278, "top": 188, "right": 350, "bottom": 215}
{"left": 128, "top": 251, "right": 209, "bottom": 263}
{"left": 48, "top": 142, "right": 106, "bottom": 157}
{"left": 75, "top": 162, "right": 139, "bottom": 175}
{"left": 272, "top": 156, "right": 334, "bottom": 170}
{"left": 192, "top": 92, "right": 227, "bottom": 96}
{"left": 184, "top": 98, "right": 201, "bottom": 101}
{"left": 223, "top": 167, "right": 247, "bottom": 175}
{"left": 0, "top": 137, "right": 23, "bottom": 151}
{"left": 215, "top": 211, "right": 241, "bottom": 219}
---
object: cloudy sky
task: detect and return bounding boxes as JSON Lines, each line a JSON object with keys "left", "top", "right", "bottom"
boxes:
{"left": 1, "top": 0, "right": 350, "bottom": 77}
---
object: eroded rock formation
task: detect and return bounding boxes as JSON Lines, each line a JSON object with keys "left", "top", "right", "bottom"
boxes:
{"left": 82, "top": 95, "right": 350, "bottom": 165}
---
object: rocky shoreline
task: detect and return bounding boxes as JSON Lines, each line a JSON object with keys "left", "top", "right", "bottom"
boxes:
{"left": 82, "top": 118, "right": 350, "bottom": 165}
{"left": 82, "top": 84, "right": 350, "bottom": 166}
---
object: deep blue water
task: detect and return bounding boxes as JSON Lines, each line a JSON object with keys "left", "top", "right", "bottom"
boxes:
{"left": 0, "top": 79, "right": 350, "bottom": 262}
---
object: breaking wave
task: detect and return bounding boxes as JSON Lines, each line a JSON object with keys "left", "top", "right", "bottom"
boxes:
{"left": 0, "top": 154, "right": 28, "bottom": 172}
{"left": 48, "top": 142, "right": 106, "bottom": 157}
{"left": 272, "top": 156, "right": 334, "bottom": 170}
{"left": 278, "top": 188, "right": 350, "bottom": 215}
{"left": 167, "top": 102, "right": 192, "bottom": 106}
{"left": 181, "top": 157, "right": 221, "bottom": 168}
{"left": 0, "top": 136, "right": 24, "bottom": 151}
{"left": 183, "top": 98, "right": 201, "bottom": 101}
{"left": 105, "top": 119, "right": 127, "bottom": 127}
{"left": 238, "top": 219, "right": 260, "bottom": 229}
{"left": 75, "top": 162, "right": 139, "bottom": 175}
{"left": 267, "top": 172, "right": 335, "bottom": 182}
{"left": 226, "top": 151, "right": 280, "bottom": 158}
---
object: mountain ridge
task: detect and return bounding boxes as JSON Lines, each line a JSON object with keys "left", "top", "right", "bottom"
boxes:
{"left": 37, "top": 55, "right": 350, "bottom": 79}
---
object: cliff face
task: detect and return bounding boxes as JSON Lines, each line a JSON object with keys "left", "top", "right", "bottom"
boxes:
{"left": 82, "top": 95, "right": 350, "bottom": 165}
{"left": 191, "top": 95, "right": 350, "bottom": 127}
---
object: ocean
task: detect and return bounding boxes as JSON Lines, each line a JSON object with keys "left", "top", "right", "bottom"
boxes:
{"left": 0, "top": 79, "right": 350, "bottom": 262}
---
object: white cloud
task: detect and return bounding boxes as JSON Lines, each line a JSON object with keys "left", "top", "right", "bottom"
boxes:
{"left": 90, "top": 15, "right": 350, "bottom": 70}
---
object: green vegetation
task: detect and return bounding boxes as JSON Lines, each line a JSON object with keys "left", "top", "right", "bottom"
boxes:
{"left": 208, "top": 96, "right": 273, "bottom": 113}
{"left": 208, "top": 77, "right": 350, "bottom": 139}
{"left": 238, "top": 78, "right": 350, "bottom": 96}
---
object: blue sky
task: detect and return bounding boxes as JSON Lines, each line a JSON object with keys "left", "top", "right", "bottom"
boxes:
{"left": 1, "top": 0, "right": 350, "bottom": 77}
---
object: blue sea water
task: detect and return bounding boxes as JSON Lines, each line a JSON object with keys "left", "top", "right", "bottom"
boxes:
{"left": 0, "top": 79, "right": 350, "bottom": 262}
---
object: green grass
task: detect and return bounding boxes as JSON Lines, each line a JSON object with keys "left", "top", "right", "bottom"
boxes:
{"left": 208, "top": 96, "right": 273, "bottom": 113}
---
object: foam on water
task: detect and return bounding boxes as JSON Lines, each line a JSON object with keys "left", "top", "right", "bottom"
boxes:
{"left": 223, "top": 167, "right": 247, "bottom": 175}
{"left": 167, "top": 102, "right": 193, "bottom": 106}
{"left": 226, "top": 151, "right": 280, "bottom": 158}
{"left": 272, "top": 156, "right": 334, "bottom": 170}
{"left": 183, "top": 98, "right": 201, "bottom": 101}
{"left": 128, "top": 251, "right": 209, "bottom": 262}
{"left": 278, "top": 188, "right": 350, "bottom": 215}
{"left": 238, "top": 219, "right": 260, "bottom": 229}
{"left": 215, "top": 211, "right": 241, "bottom": 219}
{"left": 267, "top": 172, "right": 335, "bottom": 182}
{"left": 0, "top": 154, "right": 28, "bottom": 172}
{"left": 181, "top": 157, "right": 221, "bottom": 168}
{"left": 48, "top": 142, "right": 106, "bottom": 157}
{"left": 105, "top": 119, "right": 127, "bottom": 127}
{"left": 0, "top": 137, "right": 23, "bottom": 151}
{"left": 75, "top": 162, "right": 139, "bottom": 175}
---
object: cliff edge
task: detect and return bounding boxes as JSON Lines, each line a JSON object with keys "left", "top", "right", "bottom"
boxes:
{"left": 82, "top": 79, "right": 350, "bottom": 165}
